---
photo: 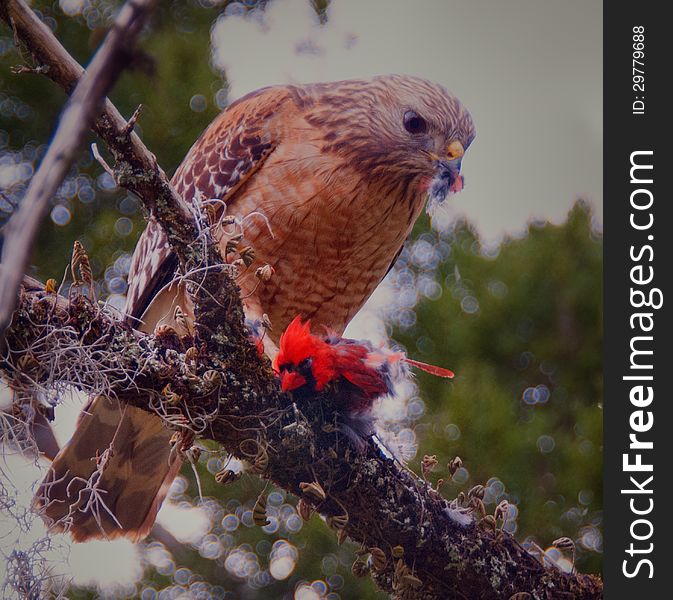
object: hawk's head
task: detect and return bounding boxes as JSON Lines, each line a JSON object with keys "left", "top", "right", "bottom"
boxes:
{"left": 303, "top": 74, "right": 476, "bottom": 205}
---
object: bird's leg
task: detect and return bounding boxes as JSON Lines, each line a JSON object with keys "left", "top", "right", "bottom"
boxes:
{"left": 242, "top": 297, "right": 279, "bottom": 360}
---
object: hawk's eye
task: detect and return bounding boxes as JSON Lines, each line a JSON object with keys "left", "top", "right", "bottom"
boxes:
{"left": 403, "top": 111, "right": 427, "bottom": 134}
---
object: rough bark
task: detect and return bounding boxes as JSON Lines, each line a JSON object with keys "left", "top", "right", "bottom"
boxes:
{"left": 0, "top": 2, "right": 603, "bottom": 598}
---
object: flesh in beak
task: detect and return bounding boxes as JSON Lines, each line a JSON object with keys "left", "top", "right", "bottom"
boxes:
{"left": 428, "top": 159, "right": 463, "bottom": 204}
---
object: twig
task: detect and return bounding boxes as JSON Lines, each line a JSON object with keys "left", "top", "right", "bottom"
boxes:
{"left": 9, "top": 63, "right": 49, "bottom": 75}
{"left": 91, "top": 143, "right": 116, "bottom": 180}
{"left": 122, "top": 103, "right": 143, "bottom": 136}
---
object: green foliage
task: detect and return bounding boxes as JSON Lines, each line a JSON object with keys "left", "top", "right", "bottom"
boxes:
{"left": 395, "top": 201, "right": 603, "bottom": 574}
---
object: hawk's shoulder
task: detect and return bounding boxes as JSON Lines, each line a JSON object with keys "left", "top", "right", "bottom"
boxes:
{"left": 125, "top": 85, "right": 297, "bottom": 320}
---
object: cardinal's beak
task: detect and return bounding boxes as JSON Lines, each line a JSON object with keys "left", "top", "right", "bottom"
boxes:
{"left": 280, "top": 370, "right": 307, "bottom": 392}
{"left": 427, "top": 141, "right": 465, "bottom": 204}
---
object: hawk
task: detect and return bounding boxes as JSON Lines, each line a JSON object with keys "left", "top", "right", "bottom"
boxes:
{"left": 35, "top": 75, "right": 475, "bottom": 541}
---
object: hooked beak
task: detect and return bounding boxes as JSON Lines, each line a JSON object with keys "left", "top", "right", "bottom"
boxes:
{"left": 427, "top": 141, "right": 465, "bottom": 204}
{"left": 280, "top": 370, "right": 307, "bottom": 392}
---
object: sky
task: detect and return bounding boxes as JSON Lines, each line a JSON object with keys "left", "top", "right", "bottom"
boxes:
{"left": 212, "top": 0, "right": 603, "bottom": 243}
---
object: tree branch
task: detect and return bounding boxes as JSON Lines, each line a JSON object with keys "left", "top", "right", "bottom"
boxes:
{"left": 0, "top": 0, "right": 199, "bottom": 255}
{"left": 0, "top": 3, "right": 603, "bottom": 598}
{"left": 0, "top": 0, "right": 160, "bottom": 340}
{"left": 2, "top": 274, "right": 602, "bottom": 599}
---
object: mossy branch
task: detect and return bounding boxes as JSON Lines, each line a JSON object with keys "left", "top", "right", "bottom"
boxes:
{"left": 3, "top": 273, "right": 602, "bottom": 599}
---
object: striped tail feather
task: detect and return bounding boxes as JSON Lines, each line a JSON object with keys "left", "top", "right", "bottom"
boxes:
{"left": 33, "top": 396, "right": 181, "bottom": 543}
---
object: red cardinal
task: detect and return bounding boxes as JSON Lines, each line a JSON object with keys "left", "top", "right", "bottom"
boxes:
{"left": 273, "top": 317, "right": 454, "bottom": 443}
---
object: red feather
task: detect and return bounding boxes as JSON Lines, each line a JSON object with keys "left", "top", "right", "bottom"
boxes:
{"left": 402, "top": 357, "right": 454, "bottom": 379}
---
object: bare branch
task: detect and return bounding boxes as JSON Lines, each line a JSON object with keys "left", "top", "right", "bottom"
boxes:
{"left": 0, "top": 0, "right": 159, "bottom": 339}
{"left": 0, "top": 0, "right": 198, "bottom": 255}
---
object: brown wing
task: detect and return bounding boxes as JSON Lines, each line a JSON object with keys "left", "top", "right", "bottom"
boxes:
{"left": 125, "top": 86, "right": 292, "bottom": 320}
